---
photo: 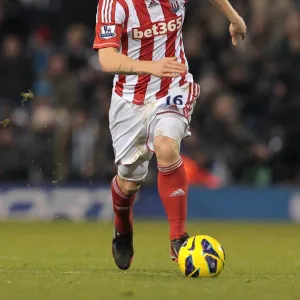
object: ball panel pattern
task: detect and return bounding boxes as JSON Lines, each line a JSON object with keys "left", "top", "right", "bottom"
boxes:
{"left": 201, "top": 238, "right": 220, "bottom": 259}
{"left": 204, "top": 255, "right": 218, "bottom": 274}
{"left": 184, "top": 255, "right": 196, "bottom": 277}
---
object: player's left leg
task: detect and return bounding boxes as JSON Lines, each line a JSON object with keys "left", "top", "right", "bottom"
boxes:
{"left": 153, "top": 116, "right": 189, "bottom": 261}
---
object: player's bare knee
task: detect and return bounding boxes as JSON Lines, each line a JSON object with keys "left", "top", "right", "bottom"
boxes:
{"left": 117, "top": 176, "right": 141, "bottom": 197}
{"left": 123, "top": 181, "right": 141, "bottom": 197}
{"left": 154, "top": 136, "right": 180, "bottom": 166}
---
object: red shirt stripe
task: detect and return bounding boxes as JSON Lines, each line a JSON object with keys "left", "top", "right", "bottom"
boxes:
{"left": 111, "top": 0, "right": 117, "bottom": 23}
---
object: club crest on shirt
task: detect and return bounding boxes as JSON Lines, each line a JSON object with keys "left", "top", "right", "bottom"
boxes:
{"left": 169, "top": 0, "right": 180, "bottom": 13}
{"left": 100, "top": 25, "right": 116, "bottom": 39}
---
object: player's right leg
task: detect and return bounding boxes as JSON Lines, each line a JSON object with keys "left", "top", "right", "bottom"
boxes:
{"left": 109, "top": 95, "right": 151, "bottom": 270}
{"left": 111, "top": 161, "right": 148, "bottom": 270}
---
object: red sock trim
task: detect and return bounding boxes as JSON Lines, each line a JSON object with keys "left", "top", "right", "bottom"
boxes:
{"left": 157, "top": 158, "right": 183, "bottom": 175}
{"left": 112, "top": 175, "right": 131, "bottom": 199}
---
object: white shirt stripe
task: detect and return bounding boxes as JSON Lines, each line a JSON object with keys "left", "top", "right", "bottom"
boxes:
{"left": 144, "top": 2, "right": 165, "bottom": 99}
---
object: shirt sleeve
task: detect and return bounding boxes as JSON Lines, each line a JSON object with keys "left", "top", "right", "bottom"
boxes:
{"left": 93, "top": 0, "right": 126, "bottom": 51}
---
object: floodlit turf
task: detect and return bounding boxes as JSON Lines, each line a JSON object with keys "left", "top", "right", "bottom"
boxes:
{"left": 0, "top": 222, "right": 300, "bottom": 300}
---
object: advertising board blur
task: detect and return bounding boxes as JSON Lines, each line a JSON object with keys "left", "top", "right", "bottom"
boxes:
{"left": 0, "top": 185, "right": 300, "bottom": 222}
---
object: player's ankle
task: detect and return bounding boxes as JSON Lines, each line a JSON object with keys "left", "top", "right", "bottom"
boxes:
{"left": 114, "top": 215, "right": 133, "bottom": 234}
{"left": 170, "top": 221, "right": 186, "bottom": 240}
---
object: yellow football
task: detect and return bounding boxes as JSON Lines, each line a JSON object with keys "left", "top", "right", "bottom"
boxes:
{"left": 178, "top": 235, "right": 225, "bottom": 278}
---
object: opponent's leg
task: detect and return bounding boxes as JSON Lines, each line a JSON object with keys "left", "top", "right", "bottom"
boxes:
{"left": 153, "top": 117, "right": 189, "bottom": 261}
{"left": 111, "top": 160, "right": 148, "bottom": 270}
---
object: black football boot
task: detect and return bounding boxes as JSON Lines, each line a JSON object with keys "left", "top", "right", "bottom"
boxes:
{"left": 170, "top": 233, "right": 189, "bottom": 262}
{"left": 112, "top": 230, "right": 134, "bottom": 270}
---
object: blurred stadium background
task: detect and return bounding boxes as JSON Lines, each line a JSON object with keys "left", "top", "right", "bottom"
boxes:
{"left": 0, "top": 0, "right": 300, "bottom": 222}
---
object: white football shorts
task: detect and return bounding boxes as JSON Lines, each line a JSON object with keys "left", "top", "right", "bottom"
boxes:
{"left": 109, "top": 82, "right": 200, "bottom": 181}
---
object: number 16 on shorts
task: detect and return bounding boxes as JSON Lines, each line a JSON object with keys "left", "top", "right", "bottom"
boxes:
{"left": 165, "top": 95, "right": 184, "bottom": 108}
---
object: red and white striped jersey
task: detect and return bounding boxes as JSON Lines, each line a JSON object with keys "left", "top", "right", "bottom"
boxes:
{"left": 93, "top": 0, "right": 194, "bottom": 104}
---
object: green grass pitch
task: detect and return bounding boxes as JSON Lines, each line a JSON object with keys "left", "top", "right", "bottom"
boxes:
{"left": 0, "top": 221, "right": 300, "bottom": 300}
